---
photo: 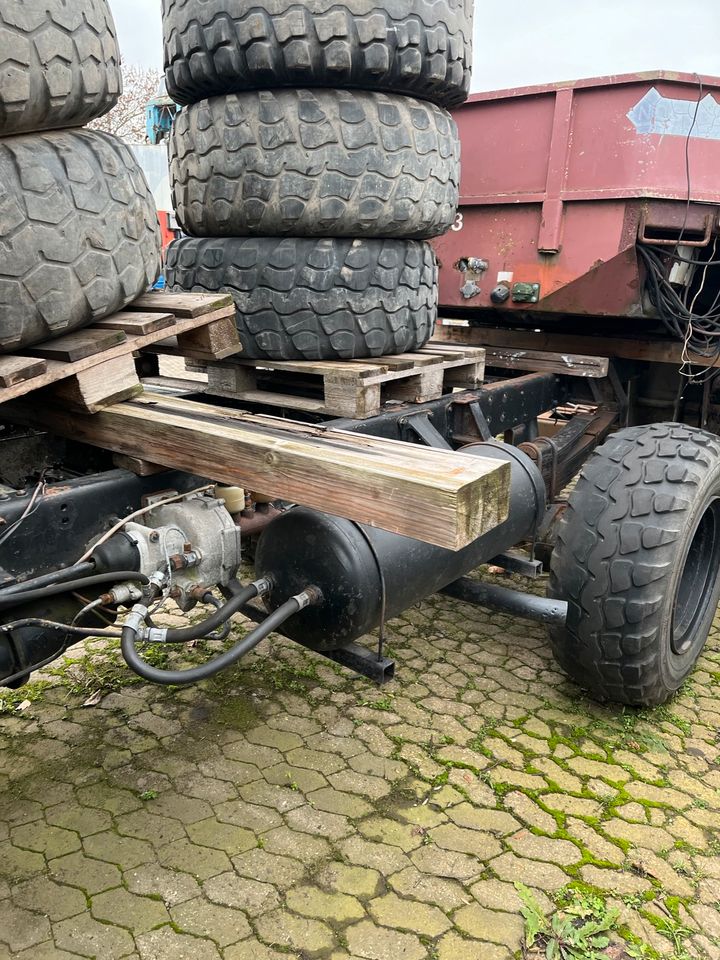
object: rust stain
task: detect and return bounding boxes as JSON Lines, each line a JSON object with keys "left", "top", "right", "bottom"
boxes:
{"left": 45, "top": 485, "right": 73, "bottom": 498}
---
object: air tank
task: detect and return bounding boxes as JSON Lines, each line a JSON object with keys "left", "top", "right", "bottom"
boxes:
{"left": 255, "top": 443, "right": 545, "bottom": 652}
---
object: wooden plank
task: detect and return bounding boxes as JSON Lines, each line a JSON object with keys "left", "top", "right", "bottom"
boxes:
{"left": 243, "top": 357, "right": 384, "bottom": 379}
{"left": 347, "top": 355, "right": 414, "bottom": 371}
{"left": 435, "top": 323, "right": 698, "bottom": 366}
{"left": 211, "top": 388, "right": 328, "bottom": 414}
{"left": 0, "top": 303, "right": 235, "bottom": 405}
{"left": 4, "top": 392, "right": 511, "bottom": 551}
{"left": 95, "top": 312, "right": 175, "bottom": 335}
{"left": 129, "top": 292, "right": 234, "bottom": 319}
{"left": 141, "top": 376, "right": 208, "bottom": 395}
{"left": 484, "top": 346, "right": 609, "bottom": 378}
{"left": 46, "top": 355, "right": 142, "bottom": 413}
{"left": 423, "top": 343, "right": 487, "bottom": 359}
{"left": 0, "top": 356, "right": 47, "bottom": 387}
{"left": 377, "top": 352, "right": 444, "bottom": 366}
{"left": 27, "top": 328, "right": 126, "bottom": 362}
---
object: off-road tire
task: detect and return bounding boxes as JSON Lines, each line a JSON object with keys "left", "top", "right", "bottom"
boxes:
{"left": 170, "top": 89, "right": 460, "bottom": 240}
{"left": 548, "top": 423, "right": 720, "bottom": 707}
{"left": 0, "top": 129, "right": 161, "bottom": 353}
{"left": 0, "top": 0, "right": 121, "bottom": 137}
{"left": 165, "top": 236, "right": 437, "bottom": 360}
{"left": 162, "top": 0, "right": 473, "bottom": 109}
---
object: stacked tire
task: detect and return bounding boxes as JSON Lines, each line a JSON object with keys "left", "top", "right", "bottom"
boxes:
{"left": 162, "top": 0, "right": 472, "bottom": 361}
{"left": 0, "top": 0, "right": 161, "bottom": 353}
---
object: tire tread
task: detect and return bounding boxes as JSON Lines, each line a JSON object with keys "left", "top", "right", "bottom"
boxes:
{"left": 170, "top": 89, "right": 460, "bottom": 239}
{"left": 548, "top": 423, "right": 720, "bottom": 706}
{"left": 0, "top": 130, "right": 161, "bottom": 353}
{"left": 162, "top": 0, "right": 472, "bottom": 108}
{"left": 0, "top": 0, "right": 121, "bottom": 137}
{"left": 165, "top": 236, "right": 437, "bottom": 360}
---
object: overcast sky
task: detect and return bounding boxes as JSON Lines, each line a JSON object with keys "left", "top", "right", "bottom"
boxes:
{"left": 110, "top": 0, "right": 720, "bottom": 92}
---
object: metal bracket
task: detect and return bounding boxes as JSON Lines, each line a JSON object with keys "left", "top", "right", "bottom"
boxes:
{"left": 488, "top": 552, "right": 543, "bottom": 578}
{"left": 467, "top": 400, "right": 493, "bottom": 441}
{"left": 401, "top": 411, "right": 453, "bottom": 450}
{"left": 324, "top": 643, "right": 395, "bottom": 685}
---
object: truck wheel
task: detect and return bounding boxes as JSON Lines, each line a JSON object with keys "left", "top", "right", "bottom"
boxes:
{"left": 0, "top": 130, "right": 161, "bottom": 353}
{"left": 162, "top": 0, "right": 473, "bottom": 109}
{"left": 170, "top": 90, "right": 460, "bottom": 240}
{"left": 0, "top": 0, "right": 121, "bottom": 137}
{"left": 548, "top": 423, "right": 720, "bottom": 706}
{"left": 165, "top": 236, "right": 437, "bottom": 360}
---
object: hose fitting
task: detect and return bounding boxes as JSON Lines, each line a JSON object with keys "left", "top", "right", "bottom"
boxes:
{"left": 124, "top": 604, "right": 149, "bottom": 638}
{"left": 100, "top": 583, "right": 143, "bottom": 607}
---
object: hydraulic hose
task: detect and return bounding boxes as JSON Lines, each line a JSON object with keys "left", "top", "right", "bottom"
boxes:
{"left": 199, "top": 594, "right": 232, "bottom": 642}
{"left": 0, "top": 572, "right": 150, "bottom": 613}
{"left": 120, "top": 586, "right": 320, "bottom": 686}
{"left": 0, "top": 562, "right": 96, "bottom": 598}
{"left": 161, "top": 580, "right": 270, "bottom": 644}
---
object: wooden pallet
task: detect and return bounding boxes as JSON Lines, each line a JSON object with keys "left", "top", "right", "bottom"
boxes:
{"left": 195, "top": 342, "right": 486, "bottom": 419}
{"left": 0, "top": 293, "right": 239, "bottom": 412}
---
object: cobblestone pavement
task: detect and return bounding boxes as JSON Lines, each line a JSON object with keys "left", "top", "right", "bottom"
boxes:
{"left": 1, "top": 574, "right": 720, "bottom": 960}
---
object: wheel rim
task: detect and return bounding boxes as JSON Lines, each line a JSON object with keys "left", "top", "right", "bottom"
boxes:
{"left": 672, "top": 497, "right": 720, "bottom": 656}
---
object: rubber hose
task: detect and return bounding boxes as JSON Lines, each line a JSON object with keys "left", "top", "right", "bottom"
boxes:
{"left": 162, "top": 583, "right": 262, "bottom": 644}
{"left": 0, "top": 562, "right": 95, "bottom": 597}
{"left": 0, "top": 572, "right": 150, "bottom": 613}
{"left": 121, "top": 592, "right": 302, "bottom": 686}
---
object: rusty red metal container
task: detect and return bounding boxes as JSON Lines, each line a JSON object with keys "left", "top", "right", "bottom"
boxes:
{"left": 435, "top": 71, "right": 720, "bottom": 321}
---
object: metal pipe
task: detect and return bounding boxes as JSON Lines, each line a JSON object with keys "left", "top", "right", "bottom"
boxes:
{"left": 442, "top": 577, "right": 567, "bottom": 625}
{"left": 237, "top": 505, "right": 283, "bottom": 537}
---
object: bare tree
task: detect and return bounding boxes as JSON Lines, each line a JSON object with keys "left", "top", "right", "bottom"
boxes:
{"left": 89, "top": 64, "right": 162, "bottom": 143}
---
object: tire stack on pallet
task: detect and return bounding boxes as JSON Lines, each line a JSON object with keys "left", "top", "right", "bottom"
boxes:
{"left": 0, "top": 0, "right": 161, "bottom": 354}
{"left": 162, "top": 0, "right": 473, "bottom": 360}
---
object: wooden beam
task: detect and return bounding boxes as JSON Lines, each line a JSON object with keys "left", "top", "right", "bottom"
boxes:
{"left": 435, "top": 323, "right": 698, "bottom": 366}
{"left": 483, "top": 346, "right": 609, "bottom": 378}
{"left": 4, "top": 393, "right": 511, "bottom": 552}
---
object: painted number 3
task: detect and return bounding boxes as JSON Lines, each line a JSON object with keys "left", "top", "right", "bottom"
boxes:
{"left": 451, "top": 213, "right": 464, "bottom": 232}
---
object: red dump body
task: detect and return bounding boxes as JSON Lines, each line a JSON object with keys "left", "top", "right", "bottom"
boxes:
{"left": 435, "top": 71, "right": 720, "bottom": 320}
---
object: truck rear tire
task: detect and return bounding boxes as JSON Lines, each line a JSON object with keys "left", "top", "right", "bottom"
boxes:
{"left": 165, "top": 236, "right": 437, "bottom": 360}
{"left": 548, "top": 423, "right": 720, "bottom": 706}
{"left": 0, "top": 0, "right": 121, "bottom": 137}
{"left": 170, "top": 89, "right": 460, "bottom": 240}
{"left": 0, "top": 130, "right": 161, "bottom": 353}
{"left": 162, "top": 0, "right": 473, "bottom": 109}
